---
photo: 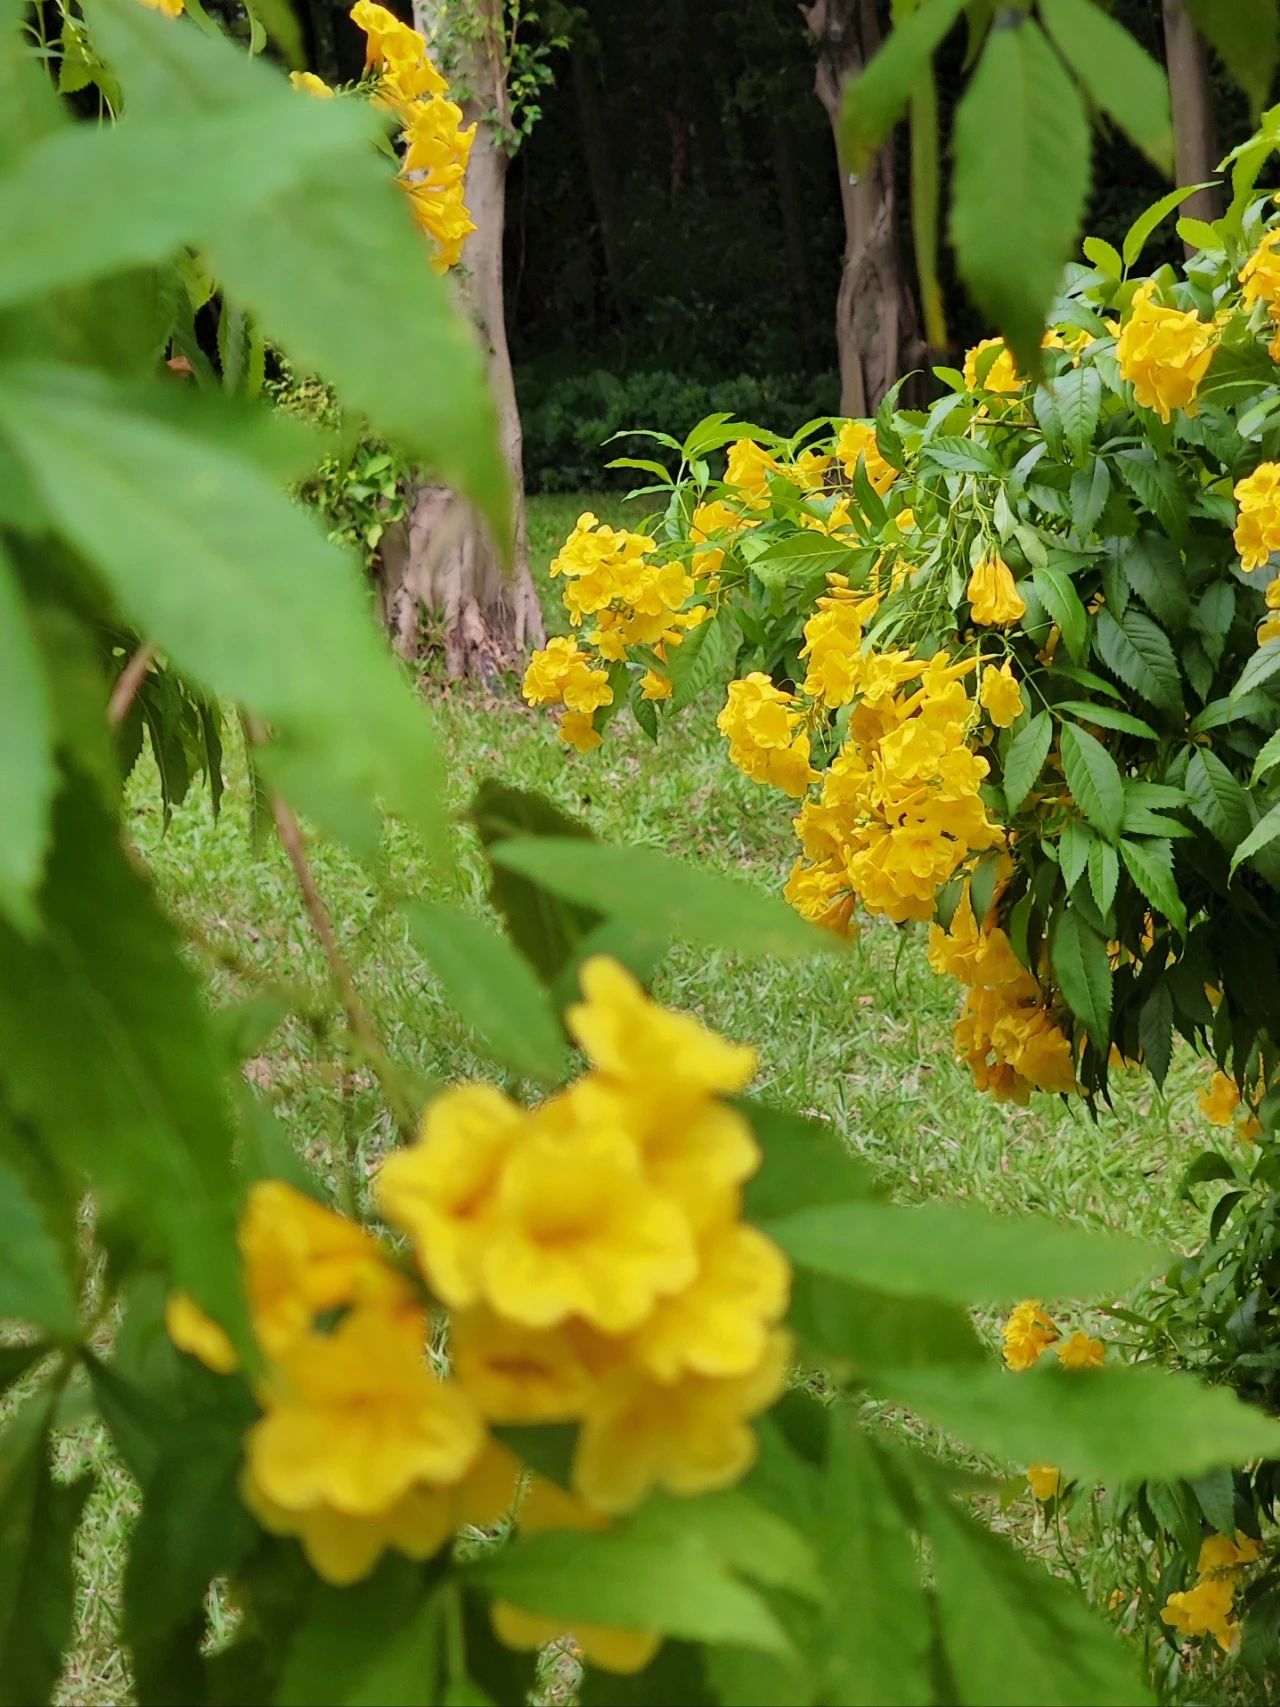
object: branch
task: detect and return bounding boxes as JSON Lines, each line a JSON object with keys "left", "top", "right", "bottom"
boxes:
{"left": 106, "top": 641, "right": 157, "bottom": 728}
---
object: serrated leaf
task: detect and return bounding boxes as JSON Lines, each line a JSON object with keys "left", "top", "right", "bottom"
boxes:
{"left": 1195, "top": 581, "right": 1236, "bottom": 668}
{"left": 1138, "top": 983, "right": 1174, "bottom": 1085}
{"left": 403, "top": 901, "right": 568, "bottom": 1084}
{"left": 1069, "top": 458, "right": 1110, "bottom": 535}
{"left": 1095, "top": 606, "right": 1184, "bottom": 715}
{"left": 1121, "top": 838, "right": 1187, "bottom": 934}
{"left": 1003, "top": 711, "right": 1054, "bottom": 813}
{"left": 750, "top": 532, "right": 862, "bottom": 588}
{"left": 1082, "top": 235, "right": 1122, "bottom": 277}
{"left": 1232, "top": 638, "right": 1280, "bottom": 703}
{"left": 666, "top": 614, "right": 730, "bottom": 713}
{"left": 1230, "top": 799, "right": 1280, "bottom": 876}
{"left": 1186, "top": 747, "right": 1253, "bottom": 848}
{"left": 839, "top": 0, "right": 968, "bottom": 172}
{"left": 1087, "top": 837, "right": 1119, "bottom": 915}
{"left": 1052, "top": 365, "right": 1102, "bottom": 465}
{"left": 1121, "top": 180, "right": 1218, "bottom": 269}
{"left": 1054, "top": 701, "right": 1159, "bottom": 739}
{"left": 1040, "top": 0, "right": 1173, "bottom": 174}
{"left": 1114, "top": 449, "right": 1187, "bottom": 542}
{"left": 1120, "top": 534, "right": 1189, "bottom": 632}
{"left": 1251, "top": 726, "right": 1280, "bottom": 784}
{"left": 1032, "top": 563, "right": 1087, "bottom": 662}
{"left": 1061, "top": 723, "right": 1125, "bottom": 841}
{"left": 950, "top": 20, "right": 1090, "bottom": 371}
{"left": 1051, "top": 907, "right": 1112, "bottom": 1043}
{"left": 919, "top": 436, "right": 1003, "bottom": 475}
{"left": 1059, "top": 819, "right": 1092, "bottom": 891}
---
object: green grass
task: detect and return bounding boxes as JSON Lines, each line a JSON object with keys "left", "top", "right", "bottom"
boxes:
{"left": 56, "top": 493, "right": 1224, "bottom": 1702}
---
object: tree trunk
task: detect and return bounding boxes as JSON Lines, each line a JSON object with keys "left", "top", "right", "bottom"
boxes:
{"left": 801, "top": 0, "right": 923, "bottom": 417}
{"left": 381, "top": 0, "right": 544, "bottom": 681}
{"left": 1162, "top": 0, "right": 1225, "bottom": 239}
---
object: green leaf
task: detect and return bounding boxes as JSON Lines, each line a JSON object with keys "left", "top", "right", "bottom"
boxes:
{"left": 1040, "top": 0, "right": 1173, "bottom": 174}
{"left": 1051, "top": 365, "right": 1103, "bottom": 465}
{"left": 0, "top": 540, "right": 54, "bottom": 932}
{"left": 950, "top": 18, "right": 1090, "bottom": 371}
{"left": 1059, "top": 819, "right": 1091, "bottom": 891}
{"left": 1060, "top": 723, "right": 1125, "bottom": 841}
{"left": 1054, "top": 702, "right": 1158, "bottom": 739}
{"left": 86, "top": 0, "right": 507, "bottom": 543}
{"left": 877, "top": 1364, "right": 1280, "bottom": 1487}
{"left": 1251, "top": 726, "right": 1280, "bottom": 785}
{"left": 924, "top": 1488, "right": 1151, "bottom": 1707}
{"left": 761, "top": 1200, "right": 1159, "bottom": 1307}
{"left": 1095, "top": 607, "right": 1184, "bottom": 715}
{"left": 1138, "top": 983, "right": 1174, "bottom": 1086}
{"left": 468, "top": 783, "right": 601, "bottom": 987}
{"left": 0, "top": 774, "right": 247, "bottom": 1347}
{"left": 1087, "top": 837, "right": 1119, "bottom": 915}
{"left": 0, "top": 1392, "right": 91, "bottom": 1707}
{"left": 1113, "top": 449, "right": 1187, "bottom": 543}
{"left": 1069, "top": 457, "right": 1111, "bottom": 535}
{"left": 1186, "top": 747, "right": 1253, "bottom": 849}
{"left": 0, "top": 92, "right": 372, "bottom": 309}
{"left": 1051, "top": 907, "right": 1112, "bottom": 1043}
{"left": 918, "top": 436, "right": 1003, "bottom": 475}
{"left": 1121, "top": 838, "right": 1187, "bottom": 933}
{"left": 1119, "top": 534, "right": 1189, "bottom": 633}
{"left": 1121, "top": 180, "right": 1218, "bottom": 268}
{"left": 806, "top": 1423, "right": 932, "bottom": 1706}
{"left": 403, "top": 900, "right": 568, "bottom": 1084}
{"left": 1232, "top": 637, "right": 1280, "bottom": 703}
{"left": 0, "top": 363, "right": 446, "bottom": 856}
{"left": 788, "top": 1270, "right": 985, "bottom": 1371}
{"left": 740, "top": 1101, "right": 879, "bottom": 1222}
{"left": 469, "top": 1521, "right": 791, "bottom": 1655}
{"left": 749, "top": 532, "right": 862, "bottom": 589}
{"left": 666, "top": 614, "right": 730, "bottom": 714}
{"left": 1230, "top": 799, "right": 1280, "bottom": 876}
{"left": 1002, "top": 710, "right": 1053, "bottom": 813}
{"left": 839, "top": 0, "right": 968, "bottom": 172}
{"left": 626, "top": 1491, "right": 822, "bottom": 1604}
{"left": 489, "top": 838, "right": 837, "bottom": 963}
{"left": 1032, "top": 563, "right": 1087, "bottom": 662}
{"left": 1082, "top": 236, "right": 1122, "bottom": 277}
{"left": 277, "top": 1563, "right": 443, "bottom": 1707}
{"left": 0, "top": 1152, "right": 78, "bottom": 1341}
{"left": 1185, "top": 0, "right": 1278, "bottom": 111}
{"left": 1195, "top": 581, "right": 1236, "bottom": 668}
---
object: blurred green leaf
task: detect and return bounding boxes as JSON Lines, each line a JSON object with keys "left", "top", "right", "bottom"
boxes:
{"left": 489, "top": 838, "right": 838, "bottom": 962}
{"left": 924, "top": 1485, "right": 1150, "bottom": 1706}
{"left": 950, "top": 18, "right": 1090, "bottom": 371}
{"left": 403, "top": 900, "right": 568, "bottom": 1084}
{"left": 277, "top": 1563, "right": 443, "bottom": 1707}
{"left": 839, "top": 0, "right": 967, "bottom": 173}
{"left": 761, "top": 1199, "right": 1160, "bottom": 1306}
{"left": 1185, "top": 0, "right": 1278, "bottom": 112}
{"left": 1040, "top": 0, "right": 1173, "bottom": 174}
{"left": 0, "top": 1153, "right": 78, "bottom": 1341}
{"left": 0, "top": 541, "right": 54, "bottom": 932}
{"left": 878, "top": 1364, "right": 1280, "bottom": 1486}
{"left": 0, "top": 364, "right": 447, "bottom": 856}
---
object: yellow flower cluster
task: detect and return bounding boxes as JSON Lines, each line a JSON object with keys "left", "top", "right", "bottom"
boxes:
{"left": 137, "top": 0, "right": 184, "bottom": 19}
{"left": 378, "top": 957, "right": 790, "bottom": 1519}
{"left": 967, "top": 552, "right": 1027, "bottom": 627}
{"left": 350, "top": 1, "right": 475, "bottom": 271}
{"left": 930, "top": 887, "right": 1076, "bottom": 1101}
{"left": 690, "top": 498, "right": 752, "bottom": 579}
{"left": 523, "top": 513, "right": 710, "bottom": 746}
{"left": 1115, "top": 281, "right": 1216, "bottom": 424}
{"left": 522, "top": 635, "right": 614, "bottom": 753}
{"left": 166, "top": 961, "right": 789, "bottom": 1646}
{"left": 1002, "top": 1301, "right": 1104, "bottom": 1506}
{"left": 718, "top": 673, "right": 818, "bottom": 798}
{"left": 1234, "top": 462, "right": 1280, "bottom": 575}
{"left": 978, "top": 660, "right": 1023, "bottom": 728}
{"left": 1198, "top": 1069, "right": 1262, "bottom": 1142}
{"left": 1162, "top": 1533, "right": 1262, "bottom": 1653}
{"left": 835, "top": 421, "right": 897, "bottom": 495}
{"left": 964, "top": 336, "right": 1021, "bottom": 395}
{"left": 1240, "top": 227, "right": 1280, "bottom": 361}
{"left": 784, "top": 654, "right": 1002, "bottom": 932}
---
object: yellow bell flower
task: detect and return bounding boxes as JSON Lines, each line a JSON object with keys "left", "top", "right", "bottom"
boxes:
{"left": 978, "top": 660, "right": 1024, "bottom": 728}
{"left": 967, "top": 553, "right": 1027, "bottom": 627}
{"left": 1026, "top": 1463, "right": 1062, "bottom": 1502}
{"left": 1116, "top": 281, "right": 1216, "bottom": 423}
{"left": 1056, "top": 1329, "right": 1105, "bottom": 1370}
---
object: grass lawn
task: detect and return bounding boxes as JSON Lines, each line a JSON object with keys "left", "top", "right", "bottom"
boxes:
{"left": 58, "top": 493, "right": 1225, "bottom": 1702}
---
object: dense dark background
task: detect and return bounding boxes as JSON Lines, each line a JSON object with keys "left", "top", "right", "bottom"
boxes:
{"left": 306, "top": 0, "right": 1255, "bottom": 488}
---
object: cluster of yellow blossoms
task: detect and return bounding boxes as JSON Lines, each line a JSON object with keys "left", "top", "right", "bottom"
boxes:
{"left": 1240, "top": 228, "right": 1280, "bottom": 361}
{"left": 1114, "top": 281, "right": 1217, "bottom": 423}
{"left": 1234, "top": 461, "right": 1280, "bottom": 577}
{"left": 717, "top": 674, "right": 816, "bottom": 797}
{"left": 1161, "top": 1533, "right": 1262, "bottom": 1654}
{"left": 1001, "top": 1300, "right": 1105, "bottom": 1505}
{"left": 1199, "top": 1069, "right": 1263, "bottom": 1142}
{"left": 929, "top": 886, "right": 1076, "bottom": 1101}
{"left": 522, "top": 514, "right": 710, "bottom": 747}
{"left": 350, "top": 2, "right": 475, "bottom": 270}
{"left": 167, "top": 960, "right": 789, "bottom": 1671}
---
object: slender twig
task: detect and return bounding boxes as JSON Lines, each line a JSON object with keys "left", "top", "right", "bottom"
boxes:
{"left": 106, "top": 641, "right": 157, "bottom": 728}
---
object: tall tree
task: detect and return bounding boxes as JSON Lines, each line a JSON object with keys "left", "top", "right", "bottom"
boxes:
{"left": 380, "top": 0, "right": 546, "bottom": 678}
{"left": 800, "top": 0, "right": 923, "bottom": 416}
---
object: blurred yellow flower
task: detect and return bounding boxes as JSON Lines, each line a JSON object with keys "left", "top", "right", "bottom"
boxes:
{"left": 1056, "top": 1330, "right": 1105, "bottom": 1370}
{"left": 1026, "top": 1463, "right": 1062, "bottom": 1501}
{"left": 963, "top": 337, "right": 1020, "bottom": 394}
{"left": 289, "top": 70, "right": 334, "bottom": 97}
{"left": 1002, "top": 1300, "right": 1059, "bottom": 1370}
{"left": 165, "top": 1291, "right": 237, "bottom": 1373}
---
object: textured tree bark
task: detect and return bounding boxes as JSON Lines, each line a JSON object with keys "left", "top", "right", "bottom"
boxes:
{"left": 801, "top": 0, "right": 923, "bottom": 417}
{"left": 380, "top": 0, "right": 544, "bottom": 680}
{"left": 1162, "top": 0, "right": 1225, "bottom": 239}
